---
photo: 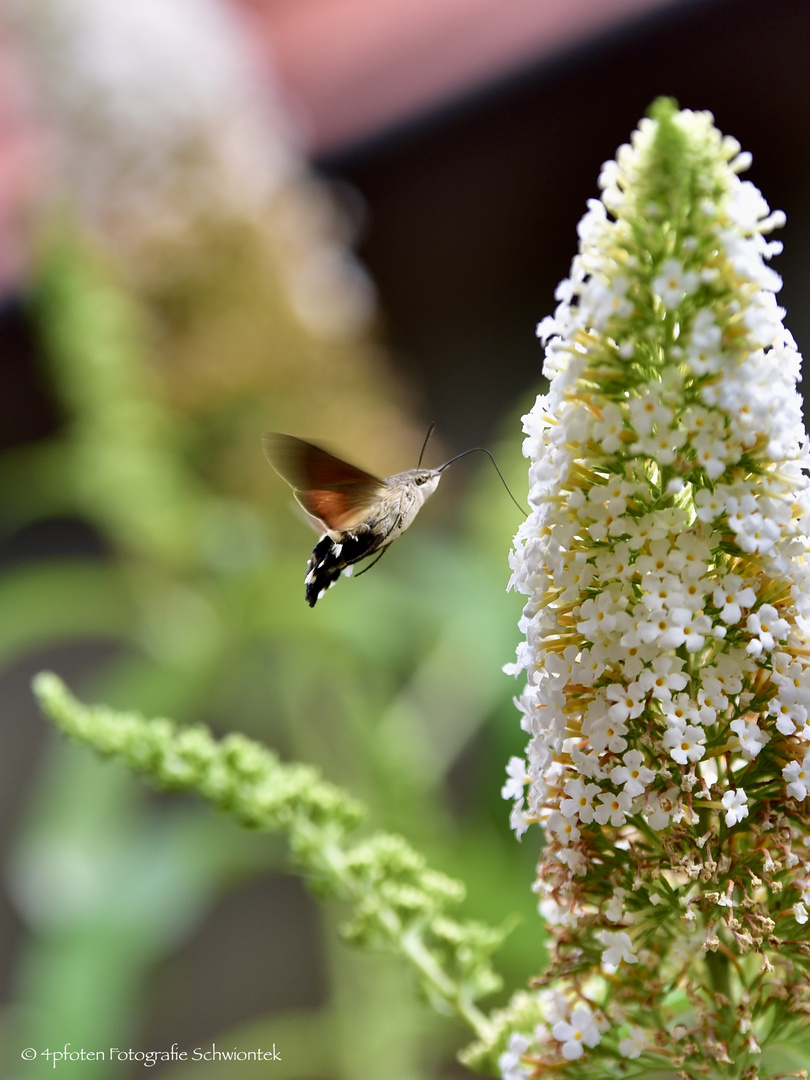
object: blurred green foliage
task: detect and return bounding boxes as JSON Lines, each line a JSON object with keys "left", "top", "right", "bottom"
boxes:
{"left": 34, "top": 672, "right": 509, "bottom": 1042}
{"left": 1, "top": 227, "right": 543, "bottom": 1079}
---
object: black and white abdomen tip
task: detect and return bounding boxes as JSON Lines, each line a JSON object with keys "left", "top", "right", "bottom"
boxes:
{"left": 304, "top": 532, "right": 380, "bottom": 607}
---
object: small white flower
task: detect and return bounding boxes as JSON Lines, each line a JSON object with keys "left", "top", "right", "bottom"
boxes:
{"left": 560, "top": 778, "right": 600, "bottom": 823}
{"left": 653, "top": 257, "right": 699, "bottom": 309}
{"left": 552, "top": 1007, "right": 601, "bottom": 1061}
{"left": 628, "top": 389, "right": 672, "bottom": 436}
{"left": 713, "top": 576, "right": 757, "bottom": 625}
{"left": 598, "top": 929, "right": 639, "bottom": 971}
{"left": 605, "top": 681, "right": 647, "bottom": 722}
{"left": 729, "top": 717, "right": 770, "bottom": 760}
{"left": 585, "top": 710, "right": 629, "bottom": 755}
{"left": 636, "top": 607, "right": 692, "bottom": 650}
{"left": 692, "top": 433, "right": 729, "bottom": 479}
{"left": 793, "top": 902, "right": 809, "bottom": 925}
{"left": 732, "top": 512, "right": 780, "bottom": 556}
{"left": 577, "top": 591, "right": 621, "bottom": 641}
{"left": 593, "top": 790, "right": 634, "bottom": 827}
{"left": 605, "top": 886, "right": 629, "bottom": 922}
{"left": 610, "top": 750, "right": 656, "bottom": 797}
{"left": 644, "top": 787, "right": 677, "bottom": 831}
{"left": 570, "top": 744, "right": 607, "bottom": 780}
{"left": 680, "top": 612, "right": 714, "bottom": 653}
{"left": 499, "top": 1033, "right": 530, "bottom": 1080}
{"left": 502, "top": 756, "right": 528, "bottom": 801}
{"left": 592, "top": 402, "right": 627, "bottom": 454}
{"left": 663, "top": 724, "right": 706, "bottom": 765}
{"left": 697, "top": 680, "right": 728, "bottom": 721}
{"left": 686, "top": 341, "right": 723, "bottom": 376}
{"left": 722, "top": 788, "right": 749, "bottom": 827}
{"left": 636, "top": 655, "right": 688, "bottom": 701}
{"left": 783, "top": 756, "right": 810, "bottom": 800}
{"left": 663, "top": 694, "right": 699, "bottom": 727}
{"left": 618, "top": 1025, "right": 647, "bottom": 1059}
{"left": 546, "top": 811, "right": 581, "bottom": 846}
{"left": 746, "top": 605, "right": 789, "bottom": 655}
{"left": 694, "top": 487, "right": 725, "bottom": 522}
{"left": 509, "top": 800, "right": 531, "bottom": 839}
{"left": 583, "top": 274, "right": 633, "bottom": 330}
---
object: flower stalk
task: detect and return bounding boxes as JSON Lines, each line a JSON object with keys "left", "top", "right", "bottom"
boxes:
{"left": 500, "top": 99, "right": 810, "bottom": 1078}
{"left": 32, "top": 672, "right": 503, "bottom": 1041}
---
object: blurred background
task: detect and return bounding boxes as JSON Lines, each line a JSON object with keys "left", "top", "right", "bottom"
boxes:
{"left": 1, "top": 0, "right": 809, "bottom": 1077}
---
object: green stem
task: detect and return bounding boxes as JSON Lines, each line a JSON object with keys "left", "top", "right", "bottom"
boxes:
{"left": 704, "top": 947, "right": 731, "bottom": 1000}
{"left": 32, "top": 672, "right": 501, "bottom": 1043}
{"left": 307, "top": 825, "right": 492, "bottom": 1038}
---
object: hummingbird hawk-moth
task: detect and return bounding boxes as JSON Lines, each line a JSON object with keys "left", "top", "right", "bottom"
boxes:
{"left": 264, "top": 430, "right": 524, "bottom": 607}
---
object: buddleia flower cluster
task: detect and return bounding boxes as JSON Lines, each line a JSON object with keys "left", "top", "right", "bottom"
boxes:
{"left": 501, "top": 100, "right": 810, "bottom": 1077}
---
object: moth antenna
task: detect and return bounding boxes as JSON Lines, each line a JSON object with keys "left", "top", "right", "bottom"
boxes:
{"left": 438, "top": 446, "right": 528, "bottom": 518}
{"left": 417, "top": 421, "right": 436, "bottom": 468}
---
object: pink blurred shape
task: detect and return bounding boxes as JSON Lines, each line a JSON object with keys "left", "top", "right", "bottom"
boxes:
{"left": 234, "top": 0, "right": 684, "bottom": 154}
{"left": 0, "top": 28, "right": 48, "bottom": 293}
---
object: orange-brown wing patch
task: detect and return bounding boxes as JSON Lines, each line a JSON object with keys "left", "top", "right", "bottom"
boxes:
{"left": 264, "top": 433, "right": 385, "bottom": 531}
{"left": 298, "top": 485, "right": 382, "bottom": 531}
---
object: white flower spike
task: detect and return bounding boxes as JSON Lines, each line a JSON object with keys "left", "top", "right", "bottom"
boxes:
{"left": 499, "top": 99, "right": 810, "bottom": 1077}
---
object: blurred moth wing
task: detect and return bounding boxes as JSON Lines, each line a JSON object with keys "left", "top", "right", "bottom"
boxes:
{"left": 262, "top": 433, "right": 387, "bottom": 533}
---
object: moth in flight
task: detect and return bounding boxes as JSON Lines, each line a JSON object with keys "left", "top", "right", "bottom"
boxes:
{"left": 264, "top": 429, "right": 523, "bottom": 606}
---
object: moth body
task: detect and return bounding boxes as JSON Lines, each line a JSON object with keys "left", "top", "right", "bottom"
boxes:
{"left": 263, "top": 433, "right": 443, "bottom": 606}
{"left": 304, "top": 468, "right": 441, "bottom": 605}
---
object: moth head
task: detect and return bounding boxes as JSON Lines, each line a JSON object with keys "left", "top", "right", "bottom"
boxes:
{"left": 410, "top": 469, "right": 442, "bottom": 499}
{"left": 385, "top": 467, "right": 442, "bottom": 502}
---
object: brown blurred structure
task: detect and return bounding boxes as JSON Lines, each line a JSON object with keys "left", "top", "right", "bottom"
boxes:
{"left": 2, "top": 0, "right": 810, "bottom": 450}
{"left": 2, "top": 0, "right": 810, "bottom": 475}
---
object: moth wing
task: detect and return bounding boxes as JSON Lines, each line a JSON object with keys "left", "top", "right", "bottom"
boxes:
{"left": 263, "top": 434, "right": 382, "bottom": 489}
{"left": 300, "top": 488, "right": 385, "bottom": 532}
{"left": 263, "top": 433, "right": 386, "bottom": 532}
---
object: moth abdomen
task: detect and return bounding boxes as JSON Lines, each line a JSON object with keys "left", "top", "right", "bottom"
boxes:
{"left": 305, "top": 531, "right": 383, "bottom": 607}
